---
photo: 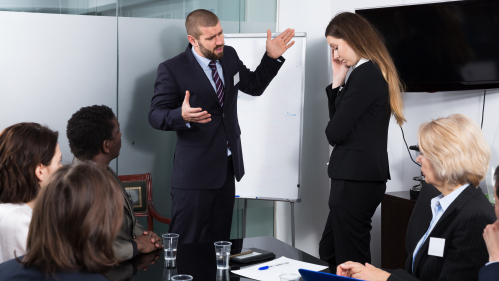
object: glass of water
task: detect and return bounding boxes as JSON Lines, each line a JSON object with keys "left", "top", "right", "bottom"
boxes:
{"left": 214, "top": 241, "right": 232, "bottom": 269}
{"left": 162, "top": 233, "right": 179, "bottom": 261}
{"left": 171, "top": 275, "right": 193, "bottom": 281}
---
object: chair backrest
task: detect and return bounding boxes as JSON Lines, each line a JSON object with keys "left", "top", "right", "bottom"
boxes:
{"left": 118, "top": 173, "right": 170, "bottom": 231}
{"left": 119, "top": 174, "right": 150, "bottom": 215}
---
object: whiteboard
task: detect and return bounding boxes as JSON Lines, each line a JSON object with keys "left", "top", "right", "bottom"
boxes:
{"left": 224, "top": 33, "right": 306, "bottom": 202}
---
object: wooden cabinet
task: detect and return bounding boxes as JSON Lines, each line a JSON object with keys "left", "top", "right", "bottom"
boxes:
{"left": 381, "top": 191, "right": 416, "bottom": 269}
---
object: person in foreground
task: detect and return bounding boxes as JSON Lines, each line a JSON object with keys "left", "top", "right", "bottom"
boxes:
{"left": 149, "top": 9, "right": 295, "bottom": 244}
{"left": 319, "top": 12, "right": 406, "bottom": 270}
{"left": 0, "top": 122, "right": 62, "bottom": 263}
{"left": 337, "top": 114, "right": 496, "bottom": 281}
{"left": 0, "top": 163, "right": 123, "bottom": 280}
{"left": 480, "top": 166, "right": 499, "bottom": 280}
{"left": 67, "top": 105, "right": 162, "bottom": 261}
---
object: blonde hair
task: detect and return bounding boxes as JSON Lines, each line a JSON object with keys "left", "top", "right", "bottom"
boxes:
{"left": 418, "top": 114, "right": 490, "bottom": 188}
{"left": 325, "top": 12, "right": 406, "bottom": 126}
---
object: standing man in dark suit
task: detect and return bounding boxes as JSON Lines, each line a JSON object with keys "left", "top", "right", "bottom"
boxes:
{"left": 148, "top": 9, "right": 295, "bottom": 244}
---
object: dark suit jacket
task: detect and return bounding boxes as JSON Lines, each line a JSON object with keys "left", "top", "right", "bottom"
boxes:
{"left": 149, "top": 44, "right": 284, "bottom": 189}
{"left": 325, "top": 61, "right": 391, "bottom": 182}
{"left": 388, "top": 185, "right": 496, "bottom": 281}
{"left": 479, "top": 262, "right": 499, "bottom": 281}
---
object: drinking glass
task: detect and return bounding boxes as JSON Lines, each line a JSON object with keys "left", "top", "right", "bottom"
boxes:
{"left": 214, "top": 241, "right": 232, "bottom": 269}
{"left": 279, "top": 273, "right": 300, "bottom": 281}
{"left": 162, "top": 233, "right": 179, "bottom": 261}
{"left": 171, "top": 275, "right": 193, "bottom": 281}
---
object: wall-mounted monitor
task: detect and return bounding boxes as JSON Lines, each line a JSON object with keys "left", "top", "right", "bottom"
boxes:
{"left": 356, "top": 0, "right": 499, "bottom": 92}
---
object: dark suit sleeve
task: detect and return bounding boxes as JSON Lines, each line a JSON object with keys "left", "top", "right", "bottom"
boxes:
{"left": 479, "top": 262, "right": 499, "bottom": 281}
{"left": 237, "top": 52, "right": 284, "bottom": 96}
{"left": 325, "top": 83, "right": 341, "bottom": 120}
{"left": 148, "top": 63, "right": 189, "bottom": 131}
{"left": 388, "top": 209, "right": 493, "bottom": 281}
{"left": 325, "top": 66, "right": 382, "bottom": 146}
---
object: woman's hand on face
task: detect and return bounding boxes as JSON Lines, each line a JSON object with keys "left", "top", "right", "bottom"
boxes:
{"left": 338, "top": 262, "right": 390, "bottom": 281}
{"left": 331, "top": 48, "right": 349, "bottom": 89}
{"left": 483, "top": 220, "right": 499, "bottom": 262}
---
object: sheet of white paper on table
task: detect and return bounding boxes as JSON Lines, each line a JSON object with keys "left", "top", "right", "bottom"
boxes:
{"left": 231, "top": 256, "right": 328, "bottom": 281}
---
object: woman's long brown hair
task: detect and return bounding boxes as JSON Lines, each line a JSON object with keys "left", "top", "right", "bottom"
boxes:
{"left": 326, "top": 12, "right": 406, "bottom": 126}
{"left": 0, "top": 123, "right": 58, "bottom": 203}
{"left": 22, "top": 163, "right": 124, "bottom": 274}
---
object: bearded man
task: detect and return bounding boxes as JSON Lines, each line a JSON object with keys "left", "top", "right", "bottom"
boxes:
{"left": 148, "top": 9, "right": 294, "bottom": 244}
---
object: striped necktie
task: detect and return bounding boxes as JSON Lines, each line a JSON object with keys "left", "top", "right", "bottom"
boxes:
{"left": 208, "top": 60, "right": 225, "bottom": 107}
{"left": 208, "top": 60, "right": 230, "bottom": 149}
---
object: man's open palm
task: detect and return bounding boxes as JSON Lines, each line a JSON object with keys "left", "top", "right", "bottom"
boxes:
{"left": 266, "top": 28, "right": 295, "bottom": 59}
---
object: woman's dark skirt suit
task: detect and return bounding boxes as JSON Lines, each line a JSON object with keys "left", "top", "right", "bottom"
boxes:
{"left": 319, "top": 60, "right": 391, "bottom": 269}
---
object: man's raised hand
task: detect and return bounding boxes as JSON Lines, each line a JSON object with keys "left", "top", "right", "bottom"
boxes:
{"left": 266, "top": 28, "right": 295, "bottom": 59}
{"left": 181, "top": 90, "right": 211, "bottom": 124}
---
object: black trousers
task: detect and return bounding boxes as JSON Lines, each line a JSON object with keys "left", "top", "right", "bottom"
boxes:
{"left": 169, "top": 157, "right": 235, "bottom": 244}
{"left": 319, "top": 179, "right": 386, "bottom": 272}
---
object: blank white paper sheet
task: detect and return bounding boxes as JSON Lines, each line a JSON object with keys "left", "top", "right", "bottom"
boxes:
{"left": 231, "top": 256, "right": 328, "bottom": 281}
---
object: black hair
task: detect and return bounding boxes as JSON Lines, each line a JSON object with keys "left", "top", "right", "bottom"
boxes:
{"left": 66, "top": 105, "right": 115, "bottom": 161}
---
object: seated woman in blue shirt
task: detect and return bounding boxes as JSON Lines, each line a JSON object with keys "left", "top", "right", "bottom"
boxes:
{"left": 0, "top": 162, "right": 124, "bottom": 281}
{"left": 337, "top": 114, "right": 496, "bottom": 281}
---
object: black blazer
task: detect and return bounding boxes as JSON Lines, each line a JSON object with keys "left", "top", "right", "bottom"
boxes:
{"left": 149, "top": 44, "right": 283, "bottom": 189}
{"left": 388, "top": 185, "right": 496, "bottom": 281}
{"left": 325, "top": 61, "right": 391, "bottom": 182}
{"left": 479, "top": 262, "right": 499, "bottom": 281}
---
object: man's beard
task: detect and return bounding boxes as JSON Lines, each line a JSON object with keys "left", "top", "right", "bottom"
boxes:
{"left": 199, "top": 41, "right": 224, "bottom": 61}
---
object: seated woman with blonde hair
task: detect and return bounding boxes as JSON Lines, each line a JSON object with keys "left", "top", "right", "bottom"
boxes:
{"left": 0, "top": 123, "right": 61, "bottom": 263}
{"left": 337, "top": 114, "right": 496, "bottom": 281}
{"left": 0, "top": 162, "right": 124, "bottom": 280}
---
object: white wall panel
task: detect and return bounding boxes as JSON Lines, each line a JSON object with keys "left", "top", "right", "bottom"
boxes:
{"left": 0, "top": 12, "right": 117, "bottom": 169}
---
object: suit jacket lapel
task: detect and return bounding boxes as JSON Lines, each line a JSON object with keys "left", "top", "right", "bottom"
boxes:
{"left": 184, "top": 44, "right": 220, "bottom": 105}
{"left": 219, "top": 55, "right": 231, "bottom": 108}
{"left": 412, "top": 185, "right": 477, "bottom": 275}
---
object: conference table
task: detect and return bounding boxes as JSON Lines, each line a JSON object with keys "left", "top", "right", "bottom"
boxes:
{"left": 105, "top": 236, "right": 329, "bottom": 281}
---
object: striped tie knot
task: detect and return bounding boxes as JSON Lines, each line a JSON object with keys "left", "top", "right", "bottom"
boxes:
{"left": 208, "top": 60, "right": 217, "bottom": 69}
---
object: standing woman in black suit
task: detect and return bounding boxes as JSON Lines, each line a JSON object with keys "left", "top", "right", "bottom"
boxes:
{"left": 319, "top": 12, "right": 406, "bottom": 270}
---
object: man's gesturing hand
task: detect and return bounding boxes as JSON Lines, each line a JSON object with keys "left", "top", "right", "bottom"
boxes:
{"left": 182, "top": 90, "right": 211, "bottom": 123}
{"left": 266, "top": 28, "right": 295, "bottom": 59}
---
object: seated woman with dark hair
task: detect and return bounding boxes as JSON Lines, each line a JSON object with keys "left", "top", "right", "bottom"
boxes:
{"left": 0, "top": 162, "right": 124, "bottom": 280}
{"left": 337, "top": 114, "right": 496, "bottom": 281}
{"left": 0, "top": 122, "right": 61, "bottom": 263}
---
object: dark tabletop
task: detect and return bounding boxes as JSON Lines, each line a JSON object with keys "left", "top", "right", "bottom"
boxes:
{"left": 105, "top": 236, "right": 328, "bottom": 281}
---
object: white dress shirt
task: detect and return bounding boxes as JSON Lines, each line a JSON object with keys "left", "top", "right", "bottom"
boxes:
{"left": 0, "top": 203, "right": 32, "bottom": 263}
{"left": 412, "top": 183, "right": 469, "bottom": 271}
{"left": 344, "top": 58, "right": 369, "bottom": 84}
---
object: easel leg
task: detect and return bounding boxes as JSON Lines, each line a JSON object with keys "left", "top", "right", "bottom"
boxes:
{"left": 242, "top": 199, "right": 248, "bottom": 238}
{"left": 291, "top": 201, "right": 295, "bottom": 247}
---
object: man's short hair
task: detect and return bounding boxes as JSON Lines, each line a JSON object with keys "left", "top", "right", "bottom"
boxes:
{"left": 185, "top": 9, "right": 220, "bottom": 39}
{"left": 67, "top": 105, "right": 115, "bottom": 161}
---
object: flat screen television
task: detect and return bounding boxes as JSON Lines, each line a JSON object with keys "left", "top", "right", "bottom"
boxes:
{"left": 356, "top": 0, "right": 499, "bottom": 92}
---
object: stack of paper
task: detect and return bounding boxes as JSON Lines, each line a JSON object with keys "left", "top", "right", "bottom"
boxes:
{"left": 232, "top": 256, "right": 328, "bottom": 281}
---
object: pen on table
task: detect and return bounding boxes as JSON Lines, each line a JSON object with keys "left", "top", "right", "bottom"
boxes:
{"left": 258, "top": 262, "right": 289, "bottom": 270}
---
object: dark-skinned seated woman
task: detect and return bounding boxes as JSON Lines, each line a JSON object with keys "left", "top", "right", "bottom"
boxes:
{"left": 337, "top": 114, "right": 496, "bottom": 281}
{"left": 0, "top": 162, "right": 124, "bottom": 281}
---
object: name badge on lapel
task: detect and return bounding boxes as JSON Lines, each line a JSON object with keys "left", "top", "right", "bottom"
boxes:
{"left": 234, "top": 72, "right": 240, "bottom": 86}
{"left": 428, "top": 237, "right": 445, "bottom": 257}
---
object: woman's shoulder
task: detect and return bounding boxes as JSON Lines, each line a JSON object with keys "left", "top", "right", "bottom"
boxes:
{"left": 349, "top": 60, "right": 385, "bottom": 84}
{"left": 0, "top": 259, "right": 107, "bottom": 281}
{"left": 0, "top": 203, "right": 32, "bottom": 222}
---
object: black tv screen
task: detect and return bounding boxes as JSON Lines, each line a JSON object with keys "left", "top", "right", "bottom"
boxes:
{"left": 356, "top": 0, "right": 499, "bottom": 92}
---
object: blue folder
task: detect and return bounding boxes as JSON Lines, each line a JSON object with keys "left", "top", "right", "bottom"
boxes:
{"left": 299, "top": 269, "right": 365, "bottom": 281}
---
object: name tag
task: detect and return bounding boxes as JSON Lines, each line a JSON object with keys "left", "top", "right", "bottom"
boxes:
{"left": 428, "top": 237, "right": 445, "bottom": 257}
{"left": 234, "top": 72, "right": 240, "bottom": 85}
